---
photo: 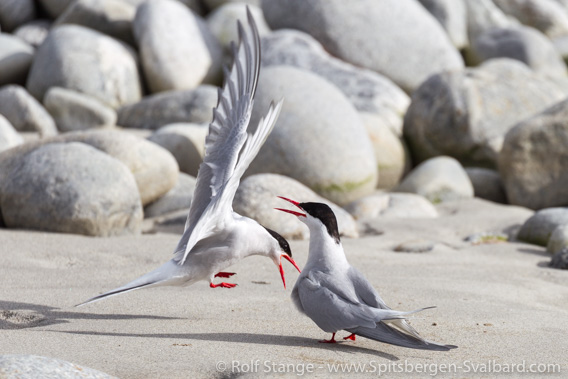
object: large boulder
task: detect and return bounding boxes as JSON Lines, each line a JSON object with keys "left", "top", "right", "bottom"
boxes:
{"left": 0, "top": 142, "right": 142, "bottom": 236}
{"left": 0, "top": 355, "right": 118, "bottom": 379}
{"left": 133, "top": 0, "right": 222, "bottom": 93}
{"left": 144, "top": 173, "right": 196, "bottom": 218}
{"left": 55, "top": 130, "right": 179, "bottom": 206}
{"left": 26, "top": 24, "right": 142, "bottom": 109}
{"left": 247, "top": 65, "right": 377, "bottom": 205}
{"left": 417, "top": 0, "right": 468, "bottom": 49}
{"left": 0, "top": 34, "right": 34, "bottom": 86}
{"left": 0, "top": 85, "right": 57, "bottom": 137}
{"left": 117, "top": 86, "right": 217, "bottom": 129}
{"left": 404, "top": 59, "right": 567, "bottom": 168}
{"left": 55, "top": 0, "right": 137, "bottom": 45}
{"left": 346, "top": 192, "right": 438, "bottom": 220}
{"left": 233, "top": 174, "right": 358, "bottom": 240}
{"left": 498, "top": 99, "right": 568, "bottom": 209}
{"left": 0, "top": 0, "right": 36, "bottom": 32}
{"left": 465, "top": 167, "right": 507, "bottom": 204}
{"left": 262, "top": 0, "right": 463, "bottom": 92}
{"left": 260, "top": 30, "right": 410, "bottom": 135}
{"left": 37, "top": 0, "right": 74, "bottom": 18}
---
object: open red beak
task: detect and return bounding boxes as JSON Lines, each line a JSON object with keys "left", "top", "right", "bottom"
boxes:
{"left": 275, "top": 196, "right": 306, "bottom": 217}
{"left": 279, "top": 253, "right": 302, "bottom": 289}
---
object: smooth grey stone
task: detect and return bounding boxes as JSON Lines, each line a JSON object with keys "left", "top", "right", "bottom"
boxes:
{"left": 37, "top": 0, "right": 74, "bottom": 18}
{"left": 26, "top": 24, "right": 142, "bottom": 109}
{"left": 549, "top": 247, "right": 568, "bottom": 269}
{"left": 144, "top": 173, "right": 196, "bottom": 218}
{"left": 417, "top": 0, "right": 468, "bottom": 49}
{"left": 0, "top": 85, "right": 57, "bottom": 137}
{"left": 0, "top": 33, "right": 34, "bottom": 86}
{"left": 546, "top": 224, "right": 568, "bottom": 254}
{"left": 493, "top": 0, "right": 568, "bottom": 38}
{"left": 465, "top": 167, "right": 507, "bottom": 204}
{"left": 346, "top": 192, "right": 438, "bottom": 220}
{"left": 0, "top": 0, "right": 36, "bottom": 32}
{"left": 55, "top": 0, "right": 137, "bottom": 45}
{"left": 395, "top": 156, "right": 474, "bottom": 203}
{"left": 498, "top": 98, "right": 568, "bottom": 210}
{"left": 13, "top": 19, "right": 51, "bottom": 48}
{"left": 0, "top": 354, "right": 118, "bottom": 378}
{"left": 147, "top": 123, "right": 207, "bottom": 176}
{"left": 203, "top": 0, "right": 260, "bottom": 10}
{"left": 117, "top": 85, "right": 217, "bottom": 130}
{"left": 260, "top": 30, "right": 410, "bottom": 133}
{"left": 404, "top": 59, "right": 567, "bottom": 168}
{"left": 55, "top": 130, "right": 179, "bottom": 206}
{"left": 0, "top": 142, "right": 143, "bottom": 236}
{"left": 233, "top": 173, "right": 358, "bottom": 240}
{"left": 133, "top": 0, "right": 222, "bottom": 93}
{"left": 44, "top": 87, "right": 117, "bottom": 132}
{"left": 517, "top": 208, "right": 568, "bottom": 246}
{"left": 0, "top": 115, "right": 23, "bottom": 153}
{"left": 262, "top": 0, "right": 463, "bottom": 93}
{"left": 464, "top": 0, "right": 519, "bottom": 40}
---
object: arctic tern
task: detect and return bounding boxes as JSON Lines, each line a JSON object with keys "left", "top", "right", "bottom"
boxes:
{"left": 77, "top": 9, "right": 300, "bottom": 306}
{"left": 277, "top": 197, "right": 456, "bottom": 351}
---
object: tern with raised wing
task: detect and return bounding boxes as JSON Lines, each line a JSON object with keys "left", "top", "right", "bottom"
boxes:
{"left": 276, "top": 198, "right": 456, "bottom": 351}
{"left": 77, "top": 9, "right": 300, "bottom": 306}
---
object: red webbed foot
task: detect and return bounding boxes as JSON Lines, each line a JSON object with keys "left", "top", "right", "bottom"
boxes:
{"left": 343, "top": 333, "right": 356, "bottom": 341}
{"left": 318, "top": 333, "right": 337, "bottom": 344}
{"left": 215, "top": 272, "right": 236, "bottom": 278}
{"left": 210, "top": 282, "right": 237, "bottom": 288}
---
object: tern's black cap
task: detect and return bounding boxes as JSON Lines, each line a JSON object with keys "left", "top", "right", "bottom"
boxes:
{"left": 263, "top": 227, "right": 292, "bottom": 257}
{"left": 299, "top": 202, "right": 340, "bottom": 244}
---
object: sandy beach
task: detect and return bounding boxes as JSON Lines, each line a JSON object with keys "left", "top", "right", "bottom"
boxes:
{"left": 2, "top": 199, "right": 567, "bottom": 378}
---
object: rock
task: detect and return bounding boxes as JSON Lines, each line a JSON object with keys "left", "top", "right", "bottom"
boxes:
{"left": 206, "top": 3, "right": 270, "bottom": 50}
{"left": 0, "top": 142, "right": 142, "bottom": 236}
{"left": 498, "top": 98, "right": 568, "bottom": 209}
{"left": 0, "top": 115, "right": 23, "bottom": 153}
{"left": 147, "top": 123, "right": 207, "bottom": 176}
{"left": 0, "top": 33, "right": 34, "bottom": 86}
{"left": 117, "top": 86, "right": 217, "bottom": 129}
{"left": 549, "top": 247, "right": 568, "bottom": 269}
{"left": 547, "top": 224, "right": 568, "bottom": 254}
{"left": 55, "top": 130, "right": 179, "bottom": 206}
{"left": 469, "top": 26, "right": 567, "bottom": 78}
{"left": 13, "top": 19, "right": 51, "bottom": 48}
{"left": 0, "top": 355, "right": 118, "bottom": 378}
{"left": 394, "top": 239, "right": 436, "bottom": 253}
{"left": 122, "top": 0, "right": 205, "bottom": 14}
{"left": 247, "top": 65, "right": 377, "bottom": 205}
{"left": 38, "top": 0, "right": 75, "bottom": 18}
{"left": 465, "top": 167, "right": 507, "bottom": 204}
{"left": 417, "top": 0, "right": 468, "bottom": 49}
{"left": 144, "top": 173, "right": 196, "bottom": 218}
{"left": 233, "top": 173, "right": 359, "bottom": 240}
{"left": 517, "top": 207, "right": 568, "bottom": 246}
{"left": 0, "top": 85, "right": 57, "bottom": 137}
{"left": 260, "top": 30, "right": 410, "bottom": 134}
{"left": 404, "top": 59, "right": 567, "bottom": 168}
{"left": 133, "top": 0, "right": 222, "bottom": 93}
{"left": 493, "top": 0, "right": 568, "bottom": 39}
{"left": 203, "top": 0, "right": 260, "bottom": 11}
{"left": 345, "top": 192, "right": 438, "bottom": 220}
{"left": 0, "top": 0, "right": 36, "bottom": 32}
{"left": 26, "top": 24, "right": 142, "bottom": 109}
{"left": 464, "top": 0, "right": 518, "bottom": 40}
{"left": 262, "top": 0, "right": 463, "bottom": 93}
{"left": 360, "top": 113, "right": 410, "bottom": 189}
{"left": 395, "top": 156, "right": 474, "bottom": 203}
{"left": 44, "top": 87, "right": 117, "bottom": 132}
{"left": 55, "top": 0, "right": 137, "bottom": 45}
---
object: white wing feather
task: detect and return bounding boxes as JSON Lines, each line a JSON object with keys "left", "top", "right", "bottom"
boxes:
{"left": 174, "top": 9, "right": 281, "bottom": 265}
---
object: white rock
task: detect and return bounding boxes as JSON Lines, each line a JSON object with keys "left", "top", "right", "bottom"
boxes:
{"left": 0, "top": 33, "right": 34, "bottom": 86}
{"left": 0, "top": 115, "right": 23, "bottom": 153}
{"left": 346, "top": 192, "right": 438, "bottom": 220}
{"left": 0, "top": 85, "right": 57, "bottom": 137}
{"left": 144, "top": 173, "right": 196, "bottom": 218}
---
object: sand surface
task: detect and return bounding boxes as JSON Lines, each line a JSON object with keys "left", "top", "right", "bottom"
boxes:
{"left": 1, "top": 199, "right": 567, "bottom": 378}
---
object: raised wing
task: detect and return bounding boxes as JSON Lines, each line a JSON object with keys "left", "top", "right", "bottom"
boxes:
{"left": 175, "top": 9, "right": 282, "bottom": 265}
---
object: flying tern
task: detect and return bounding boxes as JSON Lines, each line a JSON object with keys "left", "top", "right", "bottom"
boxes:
{"left": 77, "top": 9, "right": 300, "bottom": 306}
{"left": 276, "top": 197, "right": 456, "bottom": 351}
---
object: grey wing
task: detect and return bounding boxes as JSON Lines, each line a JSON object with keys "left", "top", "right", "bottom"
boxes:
{"left": 347, "top": 266, "right": 390, "bottom": 309}
{"left": 296, "top": 272, "right": 378, "bottom": 333}
{"left": 173, "top": 8, "right": 261, "bottom": 262}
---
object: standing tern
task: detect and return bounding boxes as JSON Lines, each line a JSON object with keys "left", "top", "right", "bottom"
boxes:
{"left": 77, "top": 9, "right": 300, "bottom": 306}
{"left": 276, "top": 198, "right": 456, "bottom": 351}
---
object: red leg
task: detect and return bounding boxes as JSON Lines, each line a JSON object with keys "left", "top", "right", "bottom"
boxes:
{"left": 215, "top": 272, "right": 236, "bottom": 278}
{"left": 343, "top": 333, "right": 356, "bottom": 341}
{"left": 210, "top": 282, "right": 237, "bottom": 288}
{"left": 318, "top": 333, "right": 337, "bottom": 343}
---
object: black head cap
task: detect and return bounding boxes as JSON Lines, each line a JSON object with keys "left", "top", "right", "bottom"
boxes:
{"left": 263, "top": 227, "right": 292, "bottom": 257}
{"left": 299, "top": 202, "right": 340, "bottom": 244}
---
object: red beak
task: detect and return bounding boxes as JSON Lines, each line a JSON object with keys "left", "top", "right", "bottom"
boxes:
{"left": 275, "top": 196, "right": 306, "bottom": 217}
{"left": 279, "top": 253, "right": 302, "bottom": 289}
